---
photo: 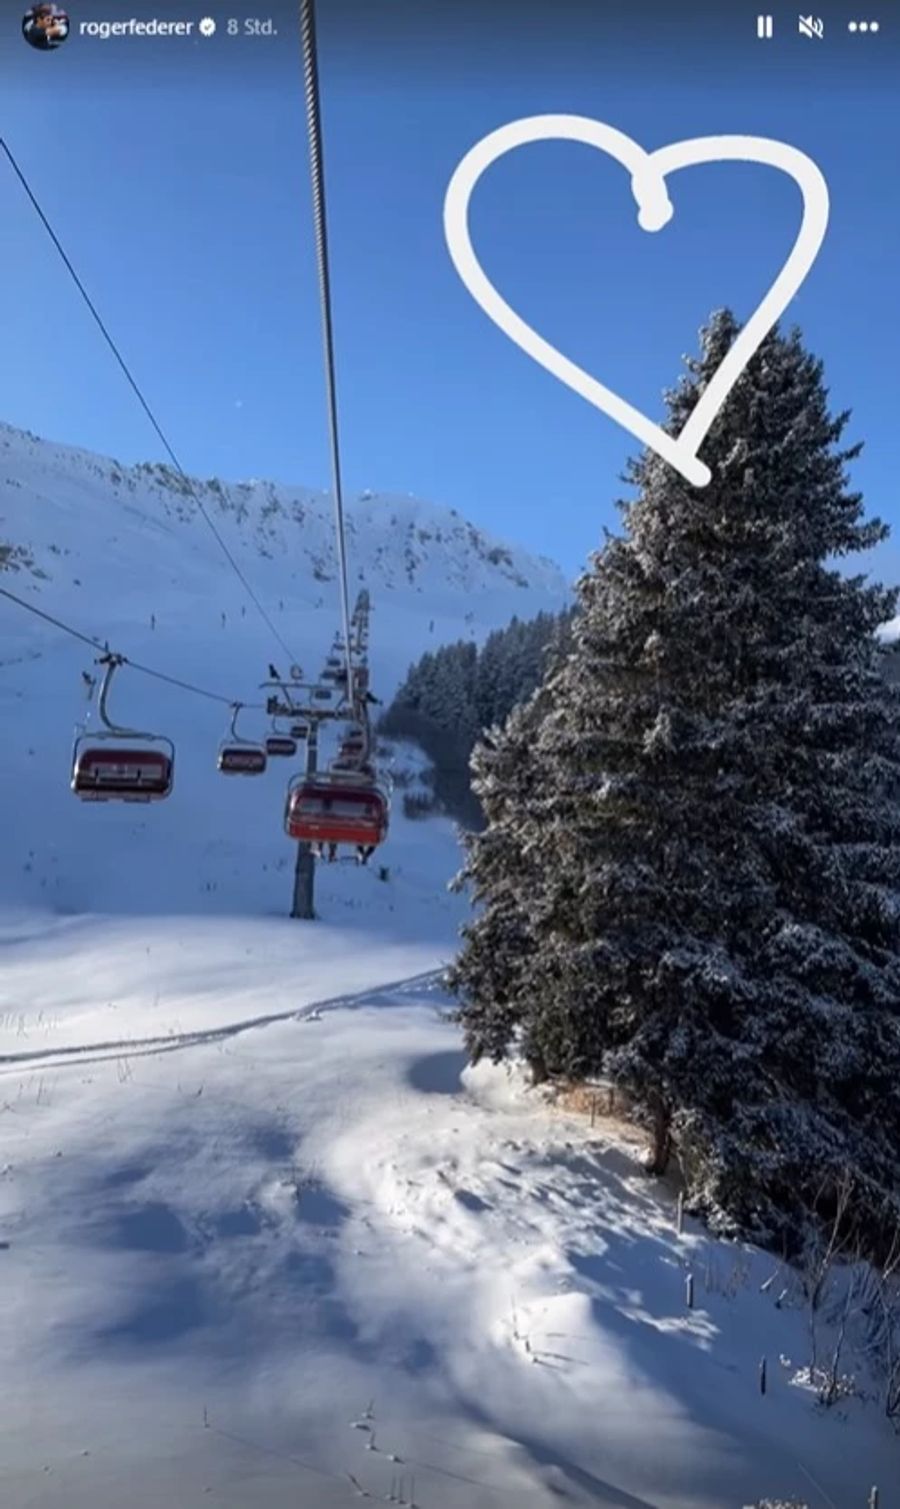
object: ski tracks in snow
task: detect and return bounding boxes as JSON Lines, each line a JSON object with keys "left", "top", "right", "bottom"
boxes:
{"left": 0, "top": 968, "right": 447, "bottom": 1075}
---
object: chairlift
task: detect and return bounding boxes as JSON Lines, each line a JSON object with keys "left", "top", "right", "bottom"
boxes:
{"left": 71, "top": 655, "right": 175, "bottom": 802}
{"left": 284, "top": 773, "right": 389, "bottom": 848}
{"left": 290, "top": 722, "right": 309, "bottom": 740}
{"left": 266, "top": 734, "right": 298, "bottom": 758}
{"left": 218, "top": 703, "right": 268, "bottom": 775}
{"left": 331, "top": 758, "right": 375, "bottom": 780}
{"left": 338, "top": 732, "right": 366, "bottom": 758}
{"left": 264, "top": 713, "right": 298, "bottom": 758}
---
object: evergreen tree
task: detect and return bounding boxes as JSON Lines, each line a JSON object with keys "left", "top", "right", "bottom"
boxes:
{"left": 447, "top": 692, "right": 553, "bottom": 1060}
{"left": 449, "top": 312, "right": 900, "bottom": 1260}
{"left": 381, "top": 606, "right": 574, "bottom": 824}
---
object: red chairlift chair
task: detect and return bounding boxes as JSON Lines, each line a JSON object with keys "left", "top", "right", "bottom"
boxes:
{"left": 71, "top": 655, "right": 174, "bottom": 803}
{"left": 218, "top": 703, "right": 268, "bottom": 775}
{"left": 265, "top": 716, "right": 298, "bottom": 758}
{"left": 284, "top": 774, "right": 389, "bottom": 848}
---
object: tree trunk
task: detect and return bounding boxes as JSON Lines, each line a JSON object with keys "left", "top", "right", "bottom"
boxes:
{"left": 648, "top": 1097, "right": 672, "bottom": 1176}
{"left": 528, "top": 1053, "right": 548, "bottom": 1086}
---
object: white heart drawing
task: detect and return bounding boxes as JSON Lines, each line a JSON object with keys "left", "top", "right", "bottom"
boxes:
{"left": 443, "top": 116, "right": 829, "bottom": 488}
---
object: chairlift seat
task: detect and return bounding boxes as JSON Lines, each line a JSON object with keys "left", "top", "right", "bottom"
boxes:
{"left": 218, "top": 744, "right": 267, "bottom": 775}
{"left": 266, "top": 735, "right": 298, "bottom": 758}
{"left": 71, "top": 737, "right": 174, "bottom": 802}
{"left": 284, "top": 775, "right": 388, "bottom": 846}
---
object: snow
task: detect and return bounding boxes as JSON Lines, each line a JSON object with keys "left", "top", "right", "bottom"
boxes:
{"left": 1, "top": 423, "right": 897, "bottom": 1506}
{"left": 0, "top": 418, "right": 568, "bottom": 916}
{"left": 2, "top": 915, "right": 896, "bottom": 1507}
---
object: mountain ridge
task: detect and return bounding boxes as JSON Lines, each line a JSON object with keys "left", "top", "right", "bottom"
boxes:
{"left": 0, "top": 418, "right": 568, "bottom": 610}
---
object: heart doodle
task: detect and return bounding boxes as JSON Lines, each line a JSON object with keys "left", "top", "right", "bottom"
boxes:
{"left": 443, "top": 116, "right": 829, "bottom": 487}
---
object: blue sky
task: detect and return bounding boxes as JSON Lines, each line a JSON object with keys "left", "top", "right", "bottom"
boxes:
{"left": 1, "top": 0, "right": 898, "bottom": 581}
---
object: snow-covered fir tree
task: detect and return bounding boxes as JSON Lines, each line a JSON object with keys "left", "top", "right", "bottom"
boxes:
{"left": 380, "top": 607, "right": 573, "bottom": 822}
{"left": 448, "top": 311, "right": 900, "bottom": 1261}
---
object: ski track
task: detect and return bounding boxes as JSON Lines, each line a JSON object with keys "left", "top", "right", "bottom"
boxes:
{"left": 0, "top": 968, "right": 446, "bottom": 1073}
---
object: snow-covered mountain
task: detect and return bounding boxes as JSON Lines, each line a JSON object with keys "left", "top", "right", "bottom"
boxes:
{"left": 0, "top": 420, "right": 568, "bottom": 916}
{"left": 0, "top": 418, "right": 566, "bottom": 614}
{"left": 3, "top": 422, "right": 898, "bottom": 1509}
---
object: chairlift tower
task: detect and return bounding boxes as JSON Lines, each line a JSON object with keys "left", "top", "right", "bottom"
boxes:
{"left": 291, "top": 715, "right": 318, "bottom": 920}
{"left": 261, "top": 678, "right": 324, "bottom": 921}
{"left": 263, "top": 587, "right": 379, "bottom": 922}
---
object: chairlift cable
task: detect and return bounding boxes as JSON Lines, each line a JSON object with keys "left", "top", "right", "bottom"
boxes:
{"left": 125, "top": 657, "right": 264, "bottom": 709}
{"left": 299, "top": 0, "right": 355, "bottom": 700}
{"left": 0, "top": 134, "right": 300, "bottom": 670}
{"left": 0, "top": 584, "right": 106, "bottom": 654}
{"left": 0, "top": 583, "right": 263, "bottom": 708}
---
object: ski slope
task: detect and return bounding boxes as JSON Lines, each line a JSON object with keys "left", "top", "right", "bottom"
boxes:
{"left": 0, "top": 419, "right": 567, "bottom": 915}
{"left": 2, "top": 909, "right": 898, "bottom": 1509}
{"left": 1, "top": 424, "right": 898, "bottom": 1508}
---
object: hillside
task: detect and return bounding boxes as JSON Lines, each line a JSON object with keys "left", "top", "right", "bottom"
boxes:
{"left": 1, "top": 423, "right": 899, "bottom": 1509}
{"left": 0, "top": 420, "right": 568, "bottom": 916}
{"left": 0, "top": 419, "right": 565, "bottom": 607}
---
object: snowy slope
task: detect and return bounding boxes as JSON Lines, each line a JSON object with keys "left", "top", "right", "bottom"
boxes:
{"left": 2, "top": 914, "right": 898, "bottom": 1509}
{"left": 2, "top": 424, "right": 899, "bottom": 1509}
{"left": 0, "top": 418, "right": 565, "bottom": 616}
{"left": 0, "top": 420, "right": 568, "bottom": 915}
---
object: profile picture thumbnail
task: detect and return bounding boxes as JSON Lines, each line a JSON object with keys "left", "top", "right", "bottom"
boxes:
{"left": 22, "top": 3, "right": 70, "bottom": 50}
